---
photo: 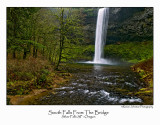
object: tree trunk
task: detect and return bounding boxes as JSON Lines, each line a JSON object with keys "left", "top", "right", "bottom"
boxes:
{"left": 12, "top": 9, "right": 17, "bottom": 59}
{"left": 42, "top": 47, "right": 45, "bottom": 56}
{"left": 23, "top": 48, "right": 27, "bottom": 59}
{"left": 12, "top": 48, "right": 16, "bottom": 59}
{"left": 33, "top": 22, "right": 36, "bottom": 58}
{"left": 55, "top": 8, "right": 64, "bottom": 70}
{"left": 33, "top": 46, "right": 36, "bottom": 57}
{"left": 35, "top": 48, "right": 38, "bottom": 58}
{"left": 55, "top": 47, "right": 62, "bottom": 70}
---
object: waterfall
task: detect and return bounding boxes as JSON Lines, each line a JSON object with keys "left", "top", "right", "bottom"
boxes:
{"left": 93, "top": 8, "right": 109, "bottom": 64}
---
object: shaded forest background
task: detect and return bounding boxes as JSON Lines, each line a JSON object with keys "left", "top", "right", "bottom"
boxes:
{"left": 7, "top": 7, "right": 153, "bottom": 97}
{"left": 7, "top": 7, "right": 153, "bottom": 64}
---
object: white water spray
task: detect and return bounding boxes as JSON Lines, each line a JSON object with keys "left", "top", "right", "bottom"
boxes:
{"left": 80, "top": 8, "right": 112, "bottom": 65}
{"left": 93, "top": 8, "right": 110, "bottom": 64}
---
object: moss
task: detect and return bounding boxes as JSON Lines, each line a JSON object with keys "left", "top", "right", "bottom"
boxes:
{"left": 7, "top": 57, "right": 73, "bottom": 97}
{"left": 114, "top": 88, "right": 130, "bottom": 93}
{"left": 135, "top": 89, "right": 153, "bottom": 95}
{"left": 131, "top": 58, "right": 153, "bottom": 104}
{"left": 67, "top": 41, "right": 153, "bottom": 63}
{"left": 104, "top": 41, "right": 153, "bottom": 63}
{"left": 131, "top": 57, "right": 153, "bottom": 87}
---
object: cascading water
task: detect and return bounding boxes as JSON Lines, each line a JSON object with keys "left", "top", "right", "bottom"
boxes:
{"left": 93, "top": 8, "right": 110, "bottom": 64}
{"left": 81, "top": 8, "right": 113, "bottom": 65}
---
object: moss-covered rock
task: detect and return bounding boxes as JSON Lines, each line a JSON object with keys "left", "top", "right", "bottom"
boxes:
{"left": 131, "top": 57, "right": 153, "bottom": 104}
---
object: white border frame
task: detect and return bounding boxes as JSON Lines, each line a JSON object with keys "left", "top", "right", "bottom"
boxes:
{"left": 0, "top": 0, "right": 160, "bottom": 125}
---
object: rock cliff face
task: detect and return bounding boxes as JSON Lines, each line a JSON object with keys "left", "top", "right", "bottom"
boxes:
{"left": 83, "top": 7, "right": 153, "bottom": 44}
{"left": 107, "top": 7, "right": 153, "bottom": 43}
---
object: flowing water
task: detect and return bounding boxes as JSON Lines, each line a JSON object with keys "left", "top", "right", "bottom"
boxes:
{"left": 27, "top": 8, "right": 145, "bottom": 105}
{"left": 93, "top": 8, "right": 109, "bottom": 64}
{"left": 26, "top": 8, "right": 145, "bottom": 105}
{"left": 33, "top": 63, "right": 144, "bottom": 105}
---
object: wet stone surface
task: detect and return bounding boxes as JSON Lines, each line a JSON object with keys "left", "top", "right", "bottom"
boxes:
{"left": 33, "top": 63, "right": 144, "bottom": 105}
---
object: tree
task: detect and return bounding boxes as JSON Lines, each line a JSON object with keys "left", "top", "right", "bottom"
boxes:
{"left": 53, "top": 8, "right": 85, "bottom": 70}
{"left": 7, "top": 7, "right": 41, "bottom": 59}
{"left": 7, "top": 7, "right": 85, "bottom": 70}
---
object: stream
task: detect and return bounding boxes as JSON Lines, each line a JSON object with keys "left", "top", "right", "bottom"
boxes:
{"left": 32, "top": 63, "right": 145, "bottom": 105}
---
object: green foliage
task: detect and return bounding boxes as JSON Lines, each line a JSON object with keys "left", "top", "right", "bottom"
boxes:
{"left": 131, "top": 57, "right": 153, "bottom": 87}
{"left": 7, "top": 7, "right": 153, "bottom": 98}
{"left": 107, "top": 8, "right": 153, "bottom": 43}
{"left": 7, "top": 7, "right": 85, "bottom": 68}
{"left": 131, "top": 58, "right": 153, "bottom": 104}
{"left": 82, "top": 45, "right": 95, "bottom": 57}
{"left": 36, "top": 69, "right": 50, "bottom": 85}
{"left": 83, "top": 8, "right": 97, "bottom": 17}
{"left": 104, "top": 41, "right": 153, "bottom": 63}
{"left": 7, "top": 81, "right": 32, "bottom": 95}
{"left": 61, "top": 44, "right": 94, "bottom": 62}
{"left": 67, "top": 41, "right": 153, "bottom": 63}
{"left": 7, "top": 57, "right": 54, "bottom": 95}
{"left": 15, "top": 72, "right": 34, "bottom": 81}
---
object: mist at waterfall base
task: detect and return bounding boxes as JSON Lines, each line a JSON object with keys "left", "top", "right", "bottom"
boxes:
{"left": 82, "top": 8, "right": 117, "bottom": 65}
{"left": 93, "top": 8, "right": 109, "bottom": 64}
